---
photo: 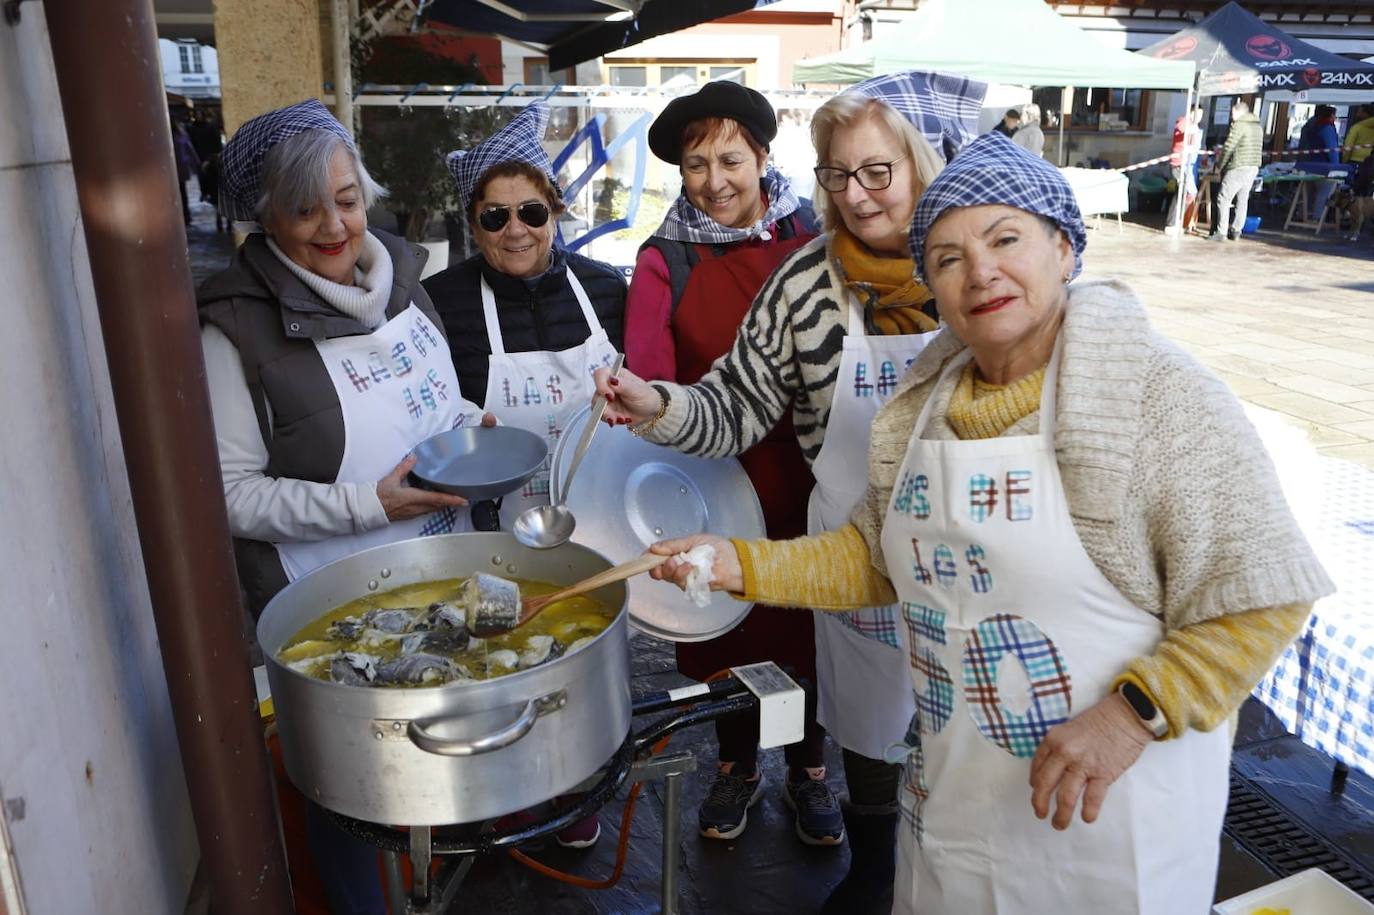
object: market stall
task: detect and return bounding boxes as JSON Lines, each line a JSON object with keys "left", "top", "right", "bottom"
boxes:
{"left": 790, "top": 0, "right": 1192, "bottom": 222}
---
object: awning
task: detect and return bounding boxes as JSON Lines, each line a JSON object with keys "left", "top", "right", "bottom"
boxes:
{"left": 422, "top": 0, "right": 776, "bottom": 73}
{"left": 792, "top": 0, "right": 1193, "bottom": 90}
{"left": 1138, "top": 2, "right": 1374, "bottom": 97}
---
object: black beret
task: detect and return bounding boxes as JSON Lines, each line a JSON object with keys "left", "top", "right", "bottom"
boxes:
{"left": 648, "top": 81, "right": 777, "bottom": 165}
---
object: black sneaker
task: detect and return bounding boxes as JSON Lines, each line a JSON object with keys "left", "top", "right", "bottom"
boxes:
{"left": 698, "top": 769, "right": 764, "bottom": 840}
{"left": 783, "top": 777, "right": 846, "bottom": 846}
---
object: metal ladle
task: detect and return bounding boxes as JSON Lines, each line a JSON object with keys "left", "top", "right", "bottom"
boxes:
{"left": 512, "top": 353, "right": 624, "bottom": 550}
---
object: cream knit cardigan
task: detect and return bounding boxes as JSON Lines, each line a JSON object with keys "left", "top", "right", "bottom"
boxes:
{"left": 850, "top": 278, "right": 1334, "bottom": 630}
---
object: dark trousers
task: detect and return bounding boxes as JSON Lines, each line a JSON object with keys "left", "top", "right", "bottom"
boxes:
{"left": 841, "top": 747, "right": 901, "bottom": 813}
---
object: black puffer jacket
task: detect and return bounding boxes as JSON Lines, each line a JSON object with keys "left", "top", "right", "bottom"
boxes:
{"left": 424, "top": 248, "right": 627, "bottom": 404}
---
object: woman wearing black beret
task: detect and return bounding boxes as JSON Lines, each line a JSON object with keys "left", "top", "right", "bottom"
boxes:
{"left": 622, "top": 81, "right": 837, "bottom": 851}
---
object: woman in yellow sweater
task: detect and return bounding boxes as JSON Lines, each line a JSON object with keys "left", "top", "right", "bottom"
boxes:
{"left": 647, "top": 132, "right": 1333, "bottom": 915}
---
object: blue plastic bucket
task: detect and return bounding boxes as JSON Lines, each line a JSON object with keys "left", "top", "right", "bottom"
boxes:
{"left": 1243, "top": 216, "right": 1262, "bottom": 234}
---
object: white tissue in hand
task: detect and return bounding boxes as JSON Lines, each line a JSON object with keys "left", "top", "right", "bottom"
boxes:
{"left": 674, "top": 544, "right": 717, "bottom": 608}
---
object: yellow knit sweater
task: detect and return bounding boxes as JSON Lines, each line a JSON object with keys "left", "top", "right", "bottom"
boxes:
{"left": 735, "top": 361, "right": 1310, "bottom": 740}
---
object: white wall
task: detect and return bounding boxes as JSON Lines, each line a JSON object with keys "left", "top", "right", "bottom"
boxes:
{"left": 159, "top": 37, "right": 220, "bottom": 97}
{"left": 0, "top": 8, "right": 198, "bottom": 914}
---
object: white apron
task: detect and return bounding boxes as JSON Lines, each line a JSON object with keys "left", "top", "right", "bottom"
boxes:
{"left": 878, "top": 340, "right": 1230, "bottom": 915}
{"left": 276, "top": 304, "right": 478, "bottom": 581}
{"left": 806, "top": 293, "right": 939, "bottom": 758}
{"left": 479, "top": 271, "right": 618, "bottom": 530}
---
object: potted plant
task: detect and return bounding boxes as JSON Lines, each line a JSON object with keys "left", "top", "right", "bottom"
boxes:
{"left": 355, "top": 41, "right": 507, "bottom": 268}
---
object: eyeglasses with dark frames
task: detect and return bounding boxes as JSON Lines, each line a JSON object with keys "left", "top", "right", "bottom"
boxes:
{"left": 477, "top": 201, "right": 551, "bottom": 233}
{"left": 813, "top": 156, "right": 908, "bottom": 194}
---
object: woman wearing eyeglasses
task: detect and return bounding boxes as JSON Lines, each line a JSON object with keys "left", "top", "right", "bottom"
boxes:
{"left": 424, "top": 100, "right": 626, "bottom": 539}
{"left": 597, "top": 72, "right": 986, "bottom": 914}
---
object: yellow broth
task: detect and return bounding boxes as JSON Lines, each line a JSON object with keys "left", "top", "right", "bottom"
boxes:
{"left": 276, "top": 576, "right": 615, "bottom": 687}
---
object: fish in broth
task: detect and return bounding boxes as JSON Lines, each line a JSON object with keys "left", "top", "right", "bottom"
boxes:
{"left": 277, "top": 576, "right": 615, "bottom": 688}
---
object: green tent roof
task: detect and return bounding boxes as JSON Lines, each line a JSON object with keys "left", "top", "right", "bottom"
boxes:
{"left": 793, "top": 0, "right": 1194, "bottom": 89}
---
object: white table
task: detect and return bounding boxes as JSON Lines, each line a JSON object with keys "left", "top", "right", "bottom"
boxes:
{"left": 1059, "top": 167, "right": 1128, "bottom": 232}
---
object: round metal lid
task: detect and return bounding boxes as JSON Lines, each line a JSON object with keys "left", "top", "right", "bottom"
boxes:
{"left": 551, "top": 406, "right": 763, "bottom": 642}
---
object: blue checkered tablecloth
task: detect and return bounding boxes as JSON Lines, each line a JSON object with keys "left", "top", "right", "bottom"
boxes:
{"left": 1254, "top": 454, "right": 1374, "bottom": 777}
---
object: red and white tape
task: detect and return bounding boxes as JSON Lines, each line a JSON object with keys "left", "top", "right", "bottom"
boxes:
{"left": 1115, "top": 142, "right": 1373, "bottom": 173}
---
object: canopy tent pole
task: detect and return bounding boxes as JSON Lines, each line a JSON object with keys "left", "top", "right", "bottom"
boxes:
{"left": 1059, "top": 86, "right": 1070, "bottom": 166}
{"left": 333, "top": 0, "right": 355, "bottom": 135}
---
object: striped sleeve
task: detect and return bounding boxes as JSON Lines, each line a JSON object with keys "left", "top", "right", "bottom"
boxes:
{"left": 647, "top": 241, "right": 845, "bottom": 463}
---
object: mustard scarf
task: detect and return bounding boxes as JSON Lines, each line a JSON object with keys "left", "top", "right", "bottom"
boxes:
{"left": 830, "top": 225, "right": 938, "bottom": 336}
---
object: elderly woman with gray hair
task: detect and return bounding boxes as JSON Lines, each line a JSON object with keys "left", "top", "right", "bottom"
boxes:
{"left": 199, "top": 100, "right": 489, "bottom": 619}
{"left": 648, "top": 132, "right": 1332, "bottom": 914}
{"left": 198, "top": 100, "right": 489, "bottom": 914}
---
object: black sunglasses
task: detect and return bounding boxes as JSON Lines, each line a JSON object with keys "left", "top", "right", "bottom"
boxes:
{"left": 477, "top": 201, "right": 551, "bottom": 233}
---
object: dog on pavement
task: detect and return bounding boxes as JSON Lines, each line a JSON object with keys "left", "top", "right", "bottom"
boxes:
{"left": 1328, "top": 187, "right": 1373, "bottom": 240}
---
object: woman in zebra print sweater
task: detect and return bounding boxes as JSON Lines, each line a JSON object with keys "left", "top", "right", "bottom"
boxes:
{"left": 599, "top": 72, "right": 986, "bottom": 914}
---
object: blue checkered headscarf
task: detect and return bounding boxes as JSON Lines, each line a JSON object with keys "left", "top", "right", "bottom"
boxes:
{"left": 849, "top": 71, "right": 987, "bottom": 164}
{"left": 447, "top": 100, "right": 557, "bottom": 216}
{"left": 909, "top": 131, "right": 1086, "bottom": 282}
{"left": 220, "top": 99, "right": 354, "bottom": 222}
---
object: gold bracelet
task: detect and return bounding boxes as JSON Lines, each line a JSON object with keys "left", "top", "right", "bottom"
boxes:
{"left": 629, "top": 386, "right": 669, "bottom": 437}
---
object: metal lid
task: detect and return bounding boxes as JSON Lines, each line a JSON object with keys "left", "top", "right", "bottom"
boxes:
{"left": 551, "top": 406, "right": 763, "bottom": 642}
{"left": 411, "top": 425, "right": 547, "bottom": 501}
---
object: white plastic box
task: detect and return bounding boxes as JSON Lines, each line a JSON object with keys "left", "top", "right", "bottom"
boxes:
{"left": 1212, "top": 868, "right": 1374, "bottom": 915}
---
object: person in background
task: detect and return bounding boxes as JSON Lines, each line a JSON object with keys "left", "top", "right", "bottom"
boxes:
{"left": 190, "top": 111, "right": 226, "bottom": 231}
{"left": 597, "top": 71, "right": 985, "bottom": 915}
{"left": 1297, "top": 104, "right": 1342, "bottom": 223}
{"left": 649, "top": 131, "right": 1332, "bottom": 915}
{"left": 200, "top": 99, "right": 489, "bottom": 915}
{"left": 1165, "top": 107, "right": 1203, "bottom": 235}
{"left": 172, "top": 118, "right": 201, "bottom": 226}
{"left": 625, "top": 80, "right": 838, "bottom": 849}
{"left": 1211, "top": 98, "right": 1262, "bottom": 242}
{"left": 1343, "top": 103, "right": 1374, "bottom": 165}
{"left": 423, "top": 100, "right": 625, "bottom": 848}
{"left": 992, "top": 108, "right": 1021, "bottom": 137}
{"left": 1011, "top": 102, "right": 1044, "bottom": 157}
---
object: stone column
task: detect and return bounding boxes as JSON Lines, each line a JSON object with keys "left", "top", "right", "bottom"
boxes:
{"left": 213, "top": 0, "right": 324, "bottom": 134}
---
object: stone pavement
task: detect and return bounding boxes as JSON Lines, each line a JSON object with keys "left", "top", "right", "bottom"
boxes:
{"left": 1081, "top": 216, "right": 1374, "bottom": 469}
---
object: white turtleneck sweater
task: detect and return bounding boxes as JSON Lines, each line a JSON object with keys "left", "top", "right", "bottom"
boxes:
{"left": 200, "top": 231, "right": 396, "bottom": 543}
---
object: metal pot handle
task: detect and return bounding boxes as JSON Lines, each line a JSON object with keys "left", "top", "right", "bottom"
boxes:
{"left": 406, "top": 690, "right": 567, "bottom": 757}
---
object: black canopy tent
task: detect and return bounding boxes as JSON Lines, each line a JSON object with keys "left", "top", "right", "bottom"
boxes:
{"left": 422, "top": 0, "right": 776, "bottom": 73}
{"left": 1139, "top": 1, "right": 1374, "bottom": 97}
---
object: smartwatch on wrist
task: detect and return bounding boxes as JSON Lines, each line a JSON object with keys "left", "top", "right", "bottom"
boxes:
{"left": 1117, "top": 681, "right": 1168, "bottom": 739}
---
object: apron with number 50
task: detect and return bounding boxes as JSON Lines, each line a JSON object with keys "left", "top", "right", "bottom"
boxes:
{"left": 878, "top": 339, "right": 1230, "bottom": 915}
{"left": 479, "top": 270, "right": 618, "bottom": 531}
{"left": 275, "top": 304, "right": 478, "bottom": 581}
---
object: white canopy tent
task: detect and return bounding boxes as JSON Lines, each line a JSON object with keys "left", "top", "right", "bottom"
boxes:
{"left": 791, "top": 0, "right": 1194, "bottom": 91}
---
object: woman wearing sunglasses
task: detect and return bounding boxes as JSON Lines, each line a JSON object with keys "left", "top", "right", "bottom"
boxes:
{"left": 597, "top": 72, "right": 986, "bottom": 914}
{"left": 425, "top": 100, "right": 626, "bottom": 535}
{"left": 422, "top": 99, "right": 624, "bottom": 851}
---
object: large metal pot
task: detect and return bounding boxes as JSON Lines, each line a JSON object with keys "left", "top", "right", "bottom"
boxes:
{"left": 257, "top": 533, "right": 631, "bottom": 826}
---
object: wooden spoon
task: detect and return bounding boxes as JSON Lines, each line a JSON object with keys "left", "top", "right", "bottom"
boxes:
{"left": 518, "top": 553, "right": 670, "bottom": 626}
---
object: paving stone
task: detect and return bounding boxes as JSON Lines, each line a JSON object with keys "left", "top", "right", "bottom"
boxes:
{"left": 1282, "top": 361, "right": 1374, "bottom": 386}
{"left": 1248, "top": 392, "right": 1373, "bottom": 426}
{"left": 1272, "top": 375, "right": 1374, "bottom": 404}
{"left": 1334, "top": 419, "right": 1374, "bottom": 439}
